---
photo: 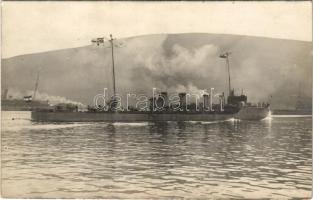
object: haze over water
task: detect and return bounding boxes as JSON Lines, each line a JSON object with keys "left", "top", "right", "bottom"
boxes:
{"left": 1, "top": 112, "right": 312, "bottom": 199}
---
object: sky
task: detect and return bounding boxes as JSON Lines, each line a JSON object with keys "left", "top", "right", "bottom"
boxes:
{"left": 2, "top": 1, "right": 312, "bottom": 58}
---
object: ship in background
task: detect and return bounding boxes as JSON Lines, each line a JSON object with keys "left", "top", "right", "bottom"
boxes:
{"left": 1, "top": 68, "right": 79, "bottom": 112}
{"left": 1, "top": 93, "right": 52, "bottom": 111}
{"left": 272, "top": 84, "right": 312, "bottom": 115}
{"left": 1, "top": 68, "right": 53, "bottom": 112}
{"left": 31, "top": 35, "right": 270, "bottom": 122}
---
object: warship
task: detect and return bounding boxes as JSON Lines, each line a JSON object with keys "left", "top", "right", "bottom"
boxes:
{"left": 1, "top": 68, "right": 53, "bottom": 112}
{"left": 1, "top": 69, "right": 78, "bottom": 112}
{"left": 1, "top": 97, "right": 52, "bottom": 111}
{"left": 31, "top": 35, "right": 270, "bottom": 122}
{"left": 272, "top": 85, "right": 312, "bottom": 115}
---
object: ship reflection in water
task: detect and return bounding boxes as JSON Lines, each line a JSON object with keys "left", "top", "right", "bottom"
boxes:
{"left": 2, "top": 112, "right": 311, "bottom": 199}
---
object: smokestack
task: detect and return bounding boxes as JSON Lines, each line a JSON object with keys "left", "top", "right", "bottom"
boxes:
{"left": 149, "top": 97, "right": 154, "bottom": 111}
{"left": 179, "top": 92, "right": 187, "bottom": 111}
{"left": 2, "top": 88, "right": 8, "bottom": 100}
{"left": 155, "top": 95, "right": 164, "bottom": 111}
{"left": 203, "top": 94, "right": 209, "bottom": 110}
{"left": 160, "top": 92, "right": 168, "bottom": 108}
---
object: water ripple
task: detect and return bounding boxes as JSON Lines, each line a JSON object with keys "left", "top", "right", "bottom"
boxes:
{"left": 1, "top": 113, "right": 312, "bottom": 199}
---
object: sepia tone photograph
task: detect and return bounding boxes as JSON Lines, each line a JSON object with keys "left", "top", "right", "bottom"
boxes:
{"left": 1, "top": 1, "right": 312, "bottom": 199}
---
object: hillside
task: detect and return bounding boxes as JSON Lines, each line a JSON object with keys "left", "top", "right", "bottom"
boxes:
{"left": 2, "top": 33, "right": 312, "bottom": 109}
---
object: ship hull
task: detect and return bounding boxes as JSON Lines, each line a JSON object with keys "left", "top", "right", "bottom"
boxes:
{"left": 235, "top": 106, "right": 270, "bottom": 120}
{"left": 1, "top": 100, "right": 52, "bottom": 111}
{"left": 272, "top": 109, "right": 312, "bottom": 115}
{"left": 31, "top": 107, "right": 270, "bottom": 122}
{"left": 31, "top": 112, "right": 235, "bottom": 122}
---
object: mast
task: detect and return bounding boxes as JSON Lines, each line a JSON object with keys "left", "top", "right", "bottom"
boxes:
{"left": 33, "top": 68, "right": 41, "bottom": 100}
{"left": 91, "top": 34, "right": 125, "bottom": 111}
{"left": 295, "top": 82, "right": 303, "bottom": 110}
{"left": 109, "top": 34, "right": 116, "bottom": 98}
{"left": 219, "top": 52, "right": 232, "bottom": 96}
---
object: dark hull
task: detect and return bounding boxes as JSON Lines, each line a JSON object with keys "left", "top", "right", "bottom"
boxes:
{"left": 31, "top": 112, "right": 235, "bottom": 122}
{"left": 1, "top": 100, "right": 52, "bottom": 111}
{"left": 272, "top": 109, "right": 312, "bottom": 116}
{"left": 31, "top": 107, "right": 270, "bottom": 122}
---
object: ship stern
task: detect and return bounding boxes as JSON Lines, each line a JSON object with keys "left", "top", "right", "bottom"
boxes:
{"left": 235, "top": 106, "right": 270, "bottom": 120}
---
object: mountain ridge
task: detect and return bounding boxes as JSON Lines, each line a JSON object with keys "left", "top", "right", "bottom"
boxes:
{"left": 2, "top": 33, "right": 312, "bottom": 109}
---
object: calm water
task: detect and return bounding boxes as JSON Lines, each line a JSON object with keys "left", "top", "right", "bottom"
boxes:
{"left": 1, "top": 112, "right": 312, "bottom": 199}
